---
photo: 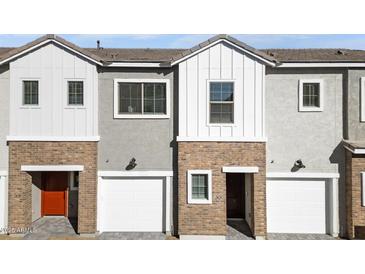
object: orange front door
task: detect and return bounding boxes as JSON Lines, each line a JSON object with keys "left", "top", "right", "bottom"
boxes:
{"left": 42, "top": 172, "right": 68, "bottom": 216}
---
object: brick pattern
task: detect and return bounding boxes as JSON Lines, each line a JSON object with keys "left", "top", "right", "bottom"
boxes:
{"left": 178, "top": 142, "right": 266, "bottom": 238}
{"left": 8, "top": 141, "right": 97, "bottom": 234}
{"left": 346, "top": 150, "right": 365, "bottom": 239}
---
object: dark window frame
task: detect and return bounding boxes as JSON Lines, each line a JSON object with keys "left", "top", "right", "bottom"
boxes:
{"left": 209, "top": 81, "right": 234, "bottom": 124}
{"left": 23, "top": 80, "right": 39, "bottom": 106}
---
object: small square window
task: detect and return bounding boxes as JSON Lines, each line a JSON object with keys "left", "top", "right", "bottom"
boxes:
{"left": 192, "top": 174, "right": 209, "bottom": 199}
{"left": 299, "top": 80, "right": 324, "bottom": 112}
{"left": 187, "top": 170, "right": 212, "bottom": 204}
{"left": 68, "top": 81, "right": 84, "bottom": 105}
{"left": 23, "top": 81, "right": 39, "bottom": 105}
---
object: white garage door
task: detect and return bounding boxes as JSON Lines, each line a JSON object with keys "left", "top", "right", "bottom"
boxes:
{"left": 98, "top": 177, "right": 164, "bottom": 232}
{"left": 0, "top": 176, "right": 7, "bottom": 233}
{"left": 267, "top": 179, "right": 326, "bottom": 234}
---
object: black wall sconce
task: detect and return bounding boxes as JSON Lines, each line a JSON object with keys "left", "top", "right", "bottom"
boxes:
{"left": 126, "top": 158, "right": 137, "bottom": 170}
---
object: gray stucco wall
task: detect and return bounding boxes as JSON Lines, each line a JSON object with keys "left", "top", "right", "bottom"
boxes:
{"left": 0, "top": 65, "right": 9, "bottom": 171}
{"left": 266, "top": 68, "right": 344, "bottom": 173}
{"left": 98, "top": 68, "right": 175, "bottom": 171}
{"left": 346, "top": 69, "right": 365, "bottom": 140}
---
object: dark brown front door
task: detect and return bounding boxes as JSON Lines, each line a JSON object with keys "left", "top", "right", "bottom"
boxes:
{"left": 226, "top": 173, "right": 245, "bottom": 218}
{"left": 42, "top": 172, "right": 68, "bottom": 216}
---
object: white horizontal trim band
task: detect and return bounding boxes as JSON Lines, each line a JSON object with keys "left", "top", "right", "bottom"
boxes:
{"left": 266, "top": 172, "right": 340, "bottom": 179}
{"left": 0, "top": 171, "right": 7, "bottom": 176}
{"left": 21, "top": 165, "right": 84, "bottom": 172}
{"left": 176, "top": 136, "right": 267, "bottom": 142}
{"left": 106, "top": 62, "right": 164, "bottom": 67}
{"left": 222, "top": 166, "right": 259, "bottom": 173}
{"left": 7, "top": 136, "right": 100, "bottom": 141}
{"left": 98, "top": 170, "right": 174, "bottom": 177}
{"left": 344, "top": 145, "right": 365, "bottom": 154}
{"left": 278, "top": 62, "right": 365, "bottom": 68}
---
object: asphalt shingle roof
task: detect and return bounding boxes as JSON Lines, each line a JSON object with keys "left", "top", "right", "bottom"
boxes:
{"left": 2, "top": 34, "right": 365, "bottom": 65}
{"left": 262, "top": 48, "right": 365, "bottom": 63}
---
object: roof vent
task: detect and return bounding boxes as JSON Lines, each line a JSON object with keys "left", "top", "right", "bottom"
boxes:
{"left": 97, "top": 40, "right": 103, "bottom": 50}
{"left": 337, "top": 50, "right": 345, "bottom": 55}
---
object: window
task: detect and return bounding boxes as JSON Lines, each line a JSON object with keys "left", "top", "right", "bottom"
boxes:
{"left": 114, "top": 79, "right": 170, "bottom": 119}
{"left": 68, "top": 81, "right": 84, "bottom": 105}
{"left": 23, "top": 80, "right": 39, "bottom": 105}
{"left": 209, "top": 81, "right": 234, "bottom": 124}
{"left": 70, "top": 172, "right": 79, "bottom": 191}
{"left": 299, "top": 79, "right": 324, "bottom": 112}
{"left": 187, "top": 170, "right": 212, "bottom": 204}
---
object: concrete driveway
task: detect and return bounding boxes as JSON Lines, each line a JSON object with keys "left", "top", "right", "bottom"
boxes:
{"left": 20, "top": 216, "right": 169, "bottom": 240}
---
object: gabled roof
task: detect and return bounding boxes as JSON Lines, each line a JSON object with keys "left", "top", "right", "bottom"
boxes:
{"left": 263, "top": 48, "right": 365, "bottom": 63}
{"left": 0, "top": 34, "right": 104, "bottom": 66}
{"left": 3, "top": 34, "right": 365, "bottom": 67}
{"left": 167, "top": 34, "right": 279, "bottom": 66}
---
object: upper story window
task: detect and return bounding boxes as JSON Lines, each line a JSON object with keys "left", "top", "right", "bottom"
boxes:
{"left": 209, "top": 81, "right": 234, "bottom": 124}
{"left": 23, "top": 80, "right": 39, "bottom": 105}
{"left": 299, "top": 79, "right": 324, "bottom": 112}
{"left": 114, "top": 79, "right": 170, "bottom": 119}
{"left": 68, "top": 81, "right": 84, "bottom": 105}
{"left": 187, "top": 170, "right": 212, "bottom": 204}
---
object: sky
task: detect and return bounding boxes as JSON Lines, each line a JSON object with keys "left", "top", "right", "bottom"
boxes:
{"left": 1, "top": 34, "right": 365, "bottom": 49}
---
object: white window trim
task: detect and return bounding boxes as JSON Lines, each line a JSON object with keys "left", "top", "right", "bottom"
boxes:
{"left": 298, "top": 79, "right": 324, "bottom": 112}
{"left": 207, "top": 79, "right": 237, "bottom": 126}
{"left": 64, "top": 79, "right": 86, "bottom": 109}
{"left": 360, "top": 171, "right": 365, "bottom": 206}
{"left": 20, "top": 78, "right": 41, "bottom": 109}
{"left": 361, "top": 77, "right": 365, "bottom": 122}
{"left": 69, "top": 171, "right": 79, "bottom": 191}
{"left": 113, "top": 78, "right": 170, "bottom": 119}
{"left": 187, "top": 170, "right": 212, "bottom": 204}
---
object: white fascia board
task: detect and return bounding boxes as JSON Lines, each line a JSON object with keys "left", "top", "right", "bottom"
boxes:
{"left": 0, "top": 39, "right": 102, "bottom": 66}
{"left": 0, "top": 171, "right": 7, "bottom": 176}
{"left": 21, "top": 165, "right": 84, "bottom": 172}
{"left": 98, "top": 170, "right": 174, "bottom": 177}
{"left": 266, "top": 172, "right": 340, "bottom": 179}
{"left": 6, "top": 136, "right": 100, "bottom": 141}
{"left": 171, "top": 39, "right": 276, "bottom": 67}
{"left": 106, "top": 62, "right": 164, "bottom": 68}
{"left": 344, "top": 145, "right": 365, "bottom": 154}
{"left": 278, "top": 62, "right": 365, "bottom": 68}
{"left": 222, "top": 166, "right": 259, "bottom": 173}
{"left": 176, "top": 136, "right": 267, "bottom": 142}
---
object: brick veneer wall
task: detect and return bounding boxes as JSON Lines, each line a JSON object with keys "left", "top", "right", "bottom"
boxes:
{"left": 346, "top": 150, "right": 365, "bottom": 239}
{"left": 178, "top": 142, "right": 266, "bottom": 238}
{"left": 8, "top": 141, "right": 97, "bottom": 234}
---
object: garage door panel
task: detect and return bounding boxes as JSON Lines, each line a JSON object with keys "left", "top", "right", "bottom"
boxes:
{"left": 99, "top": 178, "right": 164, "bottom": 232}
{"left": 267, "top": 179, "right": 326, "bottom": 234}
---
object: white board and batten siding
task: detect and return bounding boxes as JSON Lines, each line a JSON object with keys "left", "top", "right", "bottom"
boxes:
{"left": 8, "top": 43, "right": 98, "bottom": 140}
{"left": 178, "top": 42, "right": 266, "bottom": 141}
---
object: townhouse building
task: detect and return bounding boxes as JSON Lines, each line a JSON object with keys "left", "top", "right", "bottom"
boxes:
{"left": 0, "top": 34, "right": 364, "bottom": 239}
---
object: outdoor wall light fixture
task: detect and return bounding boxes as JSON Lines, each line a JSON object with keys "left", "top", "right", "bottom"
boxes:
{"left": 294, "top": 159, "right": 306, "bottom": 169}
{"left": 126, "top": 158, "right": 137, "bottom": 170}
